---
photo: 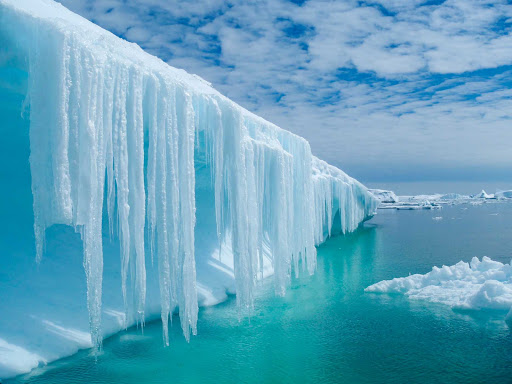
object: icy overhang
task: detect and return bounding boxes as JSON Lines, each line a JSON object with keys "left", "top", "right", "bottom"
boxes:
{"left": 0, "top": 0, "right": 378, "bottom": 378}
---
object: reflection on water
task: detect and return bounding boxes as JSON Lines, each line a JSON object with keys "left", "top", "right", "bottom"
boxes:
{"left": 8, "top": 203, "right": 512, "bottom": 384}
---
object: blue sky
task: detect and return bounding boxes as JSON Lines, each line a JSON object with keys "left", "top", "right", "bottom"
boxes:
{"left": 59, "top": 0, "right": 512, "bottom": 182}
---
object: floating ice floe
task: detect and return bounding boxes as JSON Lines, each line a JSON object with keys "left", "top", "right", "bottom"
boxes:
{"left": 365, "top": 256, "right": 512, "bottom": 325}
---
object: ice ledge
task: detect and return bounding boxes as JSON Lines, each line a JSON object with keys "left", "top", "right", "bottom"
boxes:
{"left": 0, "top": 0, "right": 378, "bottom": 379}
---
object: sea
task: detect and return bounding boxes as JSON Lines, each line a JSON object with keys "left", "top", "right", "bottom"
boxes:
{"left": 8, "top": 183, "right": 512, "bottom": 384}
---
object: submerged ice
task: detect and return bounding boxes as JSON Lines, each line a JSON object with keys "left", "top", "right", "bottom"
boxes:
{"left": 0, "top": 0, "right": 377, "bottom": 377}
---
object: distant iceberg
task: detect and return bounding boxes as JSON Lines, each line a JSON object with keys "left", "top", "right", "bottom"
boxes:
{"left": 472, "top": 190, "right": 494, "bottom": 199}
{"left": 368, "top": 189, "right": 399, "bottom": 203}
{"left": 371, "top": 188, "right": 509, "bottom": 210}
{"left": 495, "top": 190, "right": 512, "bottom": 199}
{"left": 0, "top": 0, "right": 378, "bottom": 378}
{"left": 365, "top": 256, "right": 512, "bottom": 323}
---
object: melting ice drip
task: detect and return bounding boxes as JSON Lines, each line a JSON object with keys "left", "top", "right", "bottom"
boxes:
{"left": 1, "top": 0, "right": 378, "bottom": 349}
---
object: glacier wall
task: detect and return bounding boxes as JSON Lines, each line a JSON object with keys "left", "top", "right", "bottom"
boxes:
{"left": 0, "top": 0, "right": 378, "bottom": 378}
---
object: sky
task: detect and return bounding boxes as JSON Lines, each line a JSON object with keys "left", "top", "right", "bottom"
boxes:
{"left": 58, "top": 0, "right": 512, "bottom": 183}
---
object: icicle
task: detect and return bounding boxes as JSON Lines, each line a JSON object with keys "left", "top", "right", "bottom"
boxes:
{"left": 176, "top": 87, "right": 198, "bottom": 341}
{"left": 126, "top": 68, "right": 146, "bottom": 325}
{"left": 104, "top": 65, "right": 116, "bottom": 240}
{"left": 112, "top": 66, "right": 131, "bottom": 318}
{"left": 5, "top": 0, "right": 378, "bottom": 351}
{"left": 146, "top": 75, "right": 158, "bottom": 263}
{"left": 154, "top": 79, "right": 172, "bottom": 346}
{"left": 79, "top": 51, "right": 108, "bottom": 348}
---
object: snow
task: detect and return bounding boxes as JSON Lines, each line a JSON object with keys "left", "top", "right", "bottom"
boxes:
{"left": 368, "top": 189, "right": 398, "bottom": 203}
{"left": 365, "top": 256, "right": 512, "bottom": 321}
{"left": 0, "top": 0, "right": 378, "bottom": 378}
{"left": 373, "top": 188, "right": 508, "bottom": 210}
{"left": 0, "top": 340, "right": 43, "bottom": 377}
{"left": 473, "top": 190, "right": 494, "bottom": 199}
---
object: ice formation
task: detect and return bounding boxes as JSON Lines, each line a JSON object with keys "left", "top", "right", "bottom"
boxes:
{"left": 0, "top": 0, "right": 377, "bottom": 377}
{"left": 368, "top": 189, "right": 398, "bottom": 203}
{"left": 473, "top": 190, "right": 493, "bottom": 199}
{"left": 365, "top": 256, "right": 512, "bottom": 321}
{"left": 495, "top": 190, "right": 512, "bottom": 199}
{"left": 373, "top": 188, "right": 511, "bottom": 210}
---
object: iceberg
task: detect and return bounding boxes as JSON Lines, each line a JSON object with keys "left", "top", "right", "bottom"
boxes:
{"left": 472, "top": 190, "right": 494, "bottom": 199}
{"left": 495, "top": 190, "right": 512, "bottom": 199}
{"left": 368, "top": 189, "right": 398, "bottom": 203}
{"left": 0, "top": 0, "right": 378, "bottom": 378}
{"left": 373, "top": 188, "right": 509, "bottom": 210}
{"left": 365, "top": 256, "right": 512, "bottom": 321}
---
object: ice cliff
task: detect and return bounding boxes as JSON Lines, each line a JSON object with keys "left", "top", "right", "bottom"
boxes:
{"left": 0, "top": 0, "right": 378, "bottom": 378}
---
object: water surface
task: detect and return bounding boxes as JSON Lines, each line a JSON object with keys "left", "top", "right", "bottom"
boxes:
{"left": 9, "top": 203, "right": 512, "bottom": 383}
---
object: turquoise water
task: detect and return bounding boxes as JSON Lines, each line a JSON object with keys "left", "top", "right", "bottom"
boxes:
{"left": 9, "top": 203, "right": 512, "bottom": 383}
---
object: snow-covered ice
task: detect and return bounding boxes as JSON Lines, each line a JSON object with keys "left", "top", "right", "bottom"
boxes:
{"left": 372, "top": 188, "right": 509, "bottom": 210}
{"left": 368, "top": 189, "right": 398, "bottom": 203}
{"left": 473, "top": 190, "right": 494, "bottom": 199}
{"left": 365, "top": 257, "right": 512, "bottom": 322}
{"left": 0, "top": 0, "right": 378, "bottom": 378}
{"left": 495, "top": 190, "right": 512, "bottom": 199}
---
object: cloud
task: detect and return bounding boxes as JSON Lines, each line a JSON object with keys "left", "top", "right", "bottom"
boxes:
{"left": 58, "top": 0, "right": 512, "bottom": 181}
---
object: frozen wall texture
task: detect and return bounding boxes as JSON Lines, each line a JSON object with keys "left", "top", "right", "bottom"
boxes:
{"left": 0, "top": 0, "right": 378, "bottom": 378}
